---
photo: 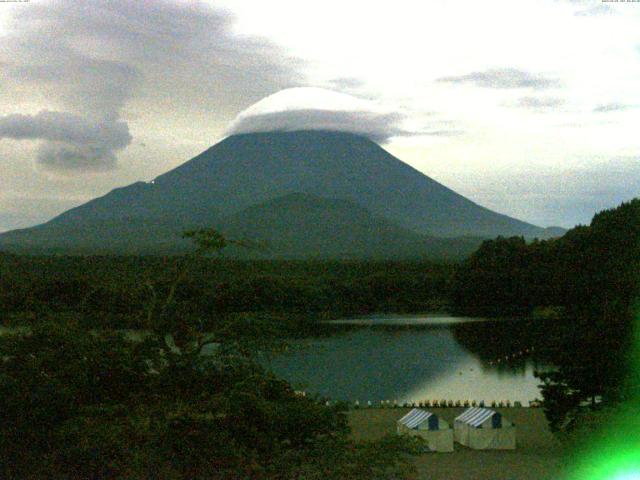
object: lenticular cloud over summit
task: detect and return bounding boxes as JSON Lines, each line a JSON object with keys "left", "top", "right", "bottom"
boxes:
{"left": 226, "top": 88, "right": 405, "bottom": 143}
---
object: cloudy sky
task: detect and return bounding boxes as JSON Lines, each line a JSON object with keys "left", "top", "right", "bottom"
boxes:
{"left": 1, "top": 0, "right": 639, "bottom": 232}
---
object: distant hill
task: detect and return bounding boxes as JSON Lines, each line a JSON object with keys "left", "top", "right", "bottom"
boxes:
{"left": 539, "top": 226, "right": 567, "bottom": 239}
{"left": 0, "top": 130, "right": 563, "bottom": 257}
{"left": 217, "top": 193, "right": 483, "bottom": 260}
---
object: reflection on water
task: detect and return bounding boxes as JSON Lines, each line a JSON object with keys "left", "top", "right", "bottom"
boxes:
{"left": 327, "top": 314, "right": 490, "bottom": 326}
{"left": 264, "top": 315, "right": 547, "bottom": 404}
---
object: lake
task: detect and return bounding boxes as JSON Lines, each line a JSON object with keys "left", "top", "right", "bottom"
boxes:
{"left": 1, "top": 315, "right": 547, "bottom": 405}
{"left": 262, "top": 314, "right": 546, "bottom": 405}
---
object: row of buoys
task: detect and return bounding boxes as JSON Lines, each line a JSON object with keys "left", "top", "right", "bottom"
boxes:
{"left": 347, "top": 399, "right": 535, "bottom": 408}
{"left": 295, "top": 391, "right": 540, "bottom": 408}
{"left": 488, "top": 347, "right": 535, "bottom": 366}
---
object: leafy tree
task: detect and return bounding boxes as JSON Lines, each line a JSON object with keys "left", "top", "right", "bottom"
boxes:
{"left": 537, "top": 200, "right": 640, "bottom": 432}
{"left": 450, "top": 236, "right": 548, "bottom": 316}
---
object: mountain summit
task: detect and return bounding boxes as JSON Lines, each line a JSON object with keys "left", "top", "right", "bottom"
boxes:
{"left": 0, "top": 130, "right": 559, "bottom": 257}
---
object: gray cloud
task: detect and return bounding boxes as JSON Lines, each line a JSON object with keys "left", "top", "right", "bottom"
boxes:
{"left": 327, "top": 77, "right": 367, "bottom": 90}
{"left": 0, "top": 111, "right": 130, "bottom": 148}
{"left": 558, "top": 0, "right": 615, "bottom": 16}
{"left": 574, "top": 4, "right": 614, "bottom": 16}
{"left": 511, "top": 96, "right": 566, "bottom": 111}
{"left": 437, "top": 68, "right": 561, "bottom": 90}
{"left": 11, "top": 56, "right": 140, "bottom": 121}
{"left": 593, "top": 102, "right": 633, "bottom": 113}
{"left": 228, "top": 108, "right": 406, "bottom": 144}
{"left": 36, "top": 143, "right": 118, "bottom": 172}
{"left": 418, "top": 129, "right": 465, "bottom": 137}
{"left": 228, "top": 108, "right": 464, "bottom": 142}
{"left": 0, "top": 111, "right": 131, "bottom": 172}
{"left": 0, "top": 0, "right": 302, "bottom": 171}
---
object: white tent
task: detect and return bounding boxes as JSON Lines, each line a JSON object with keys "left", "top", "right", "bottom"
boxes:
{"left": 454, "top": 407, "right": 516, "bottom": 450}
{"left": 396, "top": 408, "right": 454, "bottom": 452}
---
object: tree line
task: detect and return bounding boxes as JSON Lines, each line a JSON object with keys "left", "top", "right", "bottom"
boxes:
{"left": 450, "top": 199, "right": 640, "bottom": 433}
{"left": 0, "top": 255, "right": 453, "bottom": 330}
{"left": 0, "top": 230, "right": 422, "bottom": 479}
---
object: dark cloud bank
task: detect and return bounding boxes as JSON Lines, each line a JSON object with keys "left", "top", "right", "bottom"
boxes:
{"left": 0, "top": 0, "right": 301, "bottom": 172}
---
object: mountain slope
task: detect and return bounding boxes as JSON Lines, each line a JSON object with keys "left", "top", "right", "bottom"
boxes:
{"left": 150, "top": 130, "right": 546, "bottom": 237}
{"left": 0, "top": 130, "right": 559, "bottom": 256}
{"left": 217, "top": 193, "right": 482, "bottom": 259}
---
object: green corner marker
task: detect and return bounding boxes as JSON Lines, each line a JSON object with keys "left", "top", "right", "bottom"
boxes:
{"left": 568, "top": 311, "right": 640, "bottom": 480}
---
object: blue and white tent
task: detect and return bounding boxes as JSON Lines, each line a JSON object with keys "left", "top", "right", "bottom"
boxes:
{"left": 396, "top": 408, "right": 453, "bottom": 452}
{"left": 454, "top": 407, "right": 516, "bottom": 450}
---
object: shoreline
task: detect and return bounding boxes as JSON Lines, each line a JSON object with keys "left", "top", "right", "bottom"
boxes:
{"left": 348, "top": 407, "right": 566, "bottom": 480}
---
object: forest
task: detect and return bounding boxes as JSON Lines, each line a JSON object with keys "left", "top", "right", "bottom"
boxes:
{"left": 451, "top": 199, "right": 640, "bottom": 433}
{"left": 0, "top": 255, "right": 453, "bottom": 332}
{"left": 1, "top": 199, "right": 638, "bottom": 478}
{"left": 1, "top": 230, "right": 428, "bottom": 479}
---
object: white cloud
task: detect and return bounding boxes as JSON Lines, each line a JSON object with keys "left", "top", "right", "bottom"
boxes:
{"left": 226, "top": 87, "right": 407, "bottom": 143}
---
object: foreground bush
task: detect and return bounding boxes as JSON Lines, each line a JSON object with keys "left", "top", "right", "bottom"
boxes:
{"left": 0, "top": 323, "right": 419, "bottom": 479}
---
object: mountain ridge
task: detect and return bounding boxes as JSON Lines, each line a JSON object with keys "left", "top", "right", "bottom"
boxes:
{"left": 0, "top": 130, "right": 564, "bottom": 257}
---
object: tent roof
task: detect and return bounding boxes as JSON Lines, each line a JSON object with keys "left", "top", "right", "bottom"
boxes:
{"left": 455, "top": 407, "right": 499, "bottom": 427}
{"left": 397, "top": 408, "right": 435, "bottom": 429}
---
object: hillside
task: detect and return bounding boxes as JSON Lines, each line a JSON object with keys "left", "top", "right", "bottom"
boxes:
{"left": 218, "top": 193, "right": 482, "bottom": 259}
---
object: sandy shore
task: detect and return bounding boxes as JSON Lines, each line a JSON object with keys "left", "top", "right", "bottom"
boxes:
{"left": 348, "top": 407, "right": 567, "bottom": 480}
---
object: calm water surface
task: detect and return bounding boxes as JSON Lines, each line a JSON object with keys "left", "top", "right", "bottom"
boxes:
{"left": 264, "top": 314, "right": 544, "bottom": 404}
{"left": 1, "top": 315, "right": 545, "bottom": 404}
